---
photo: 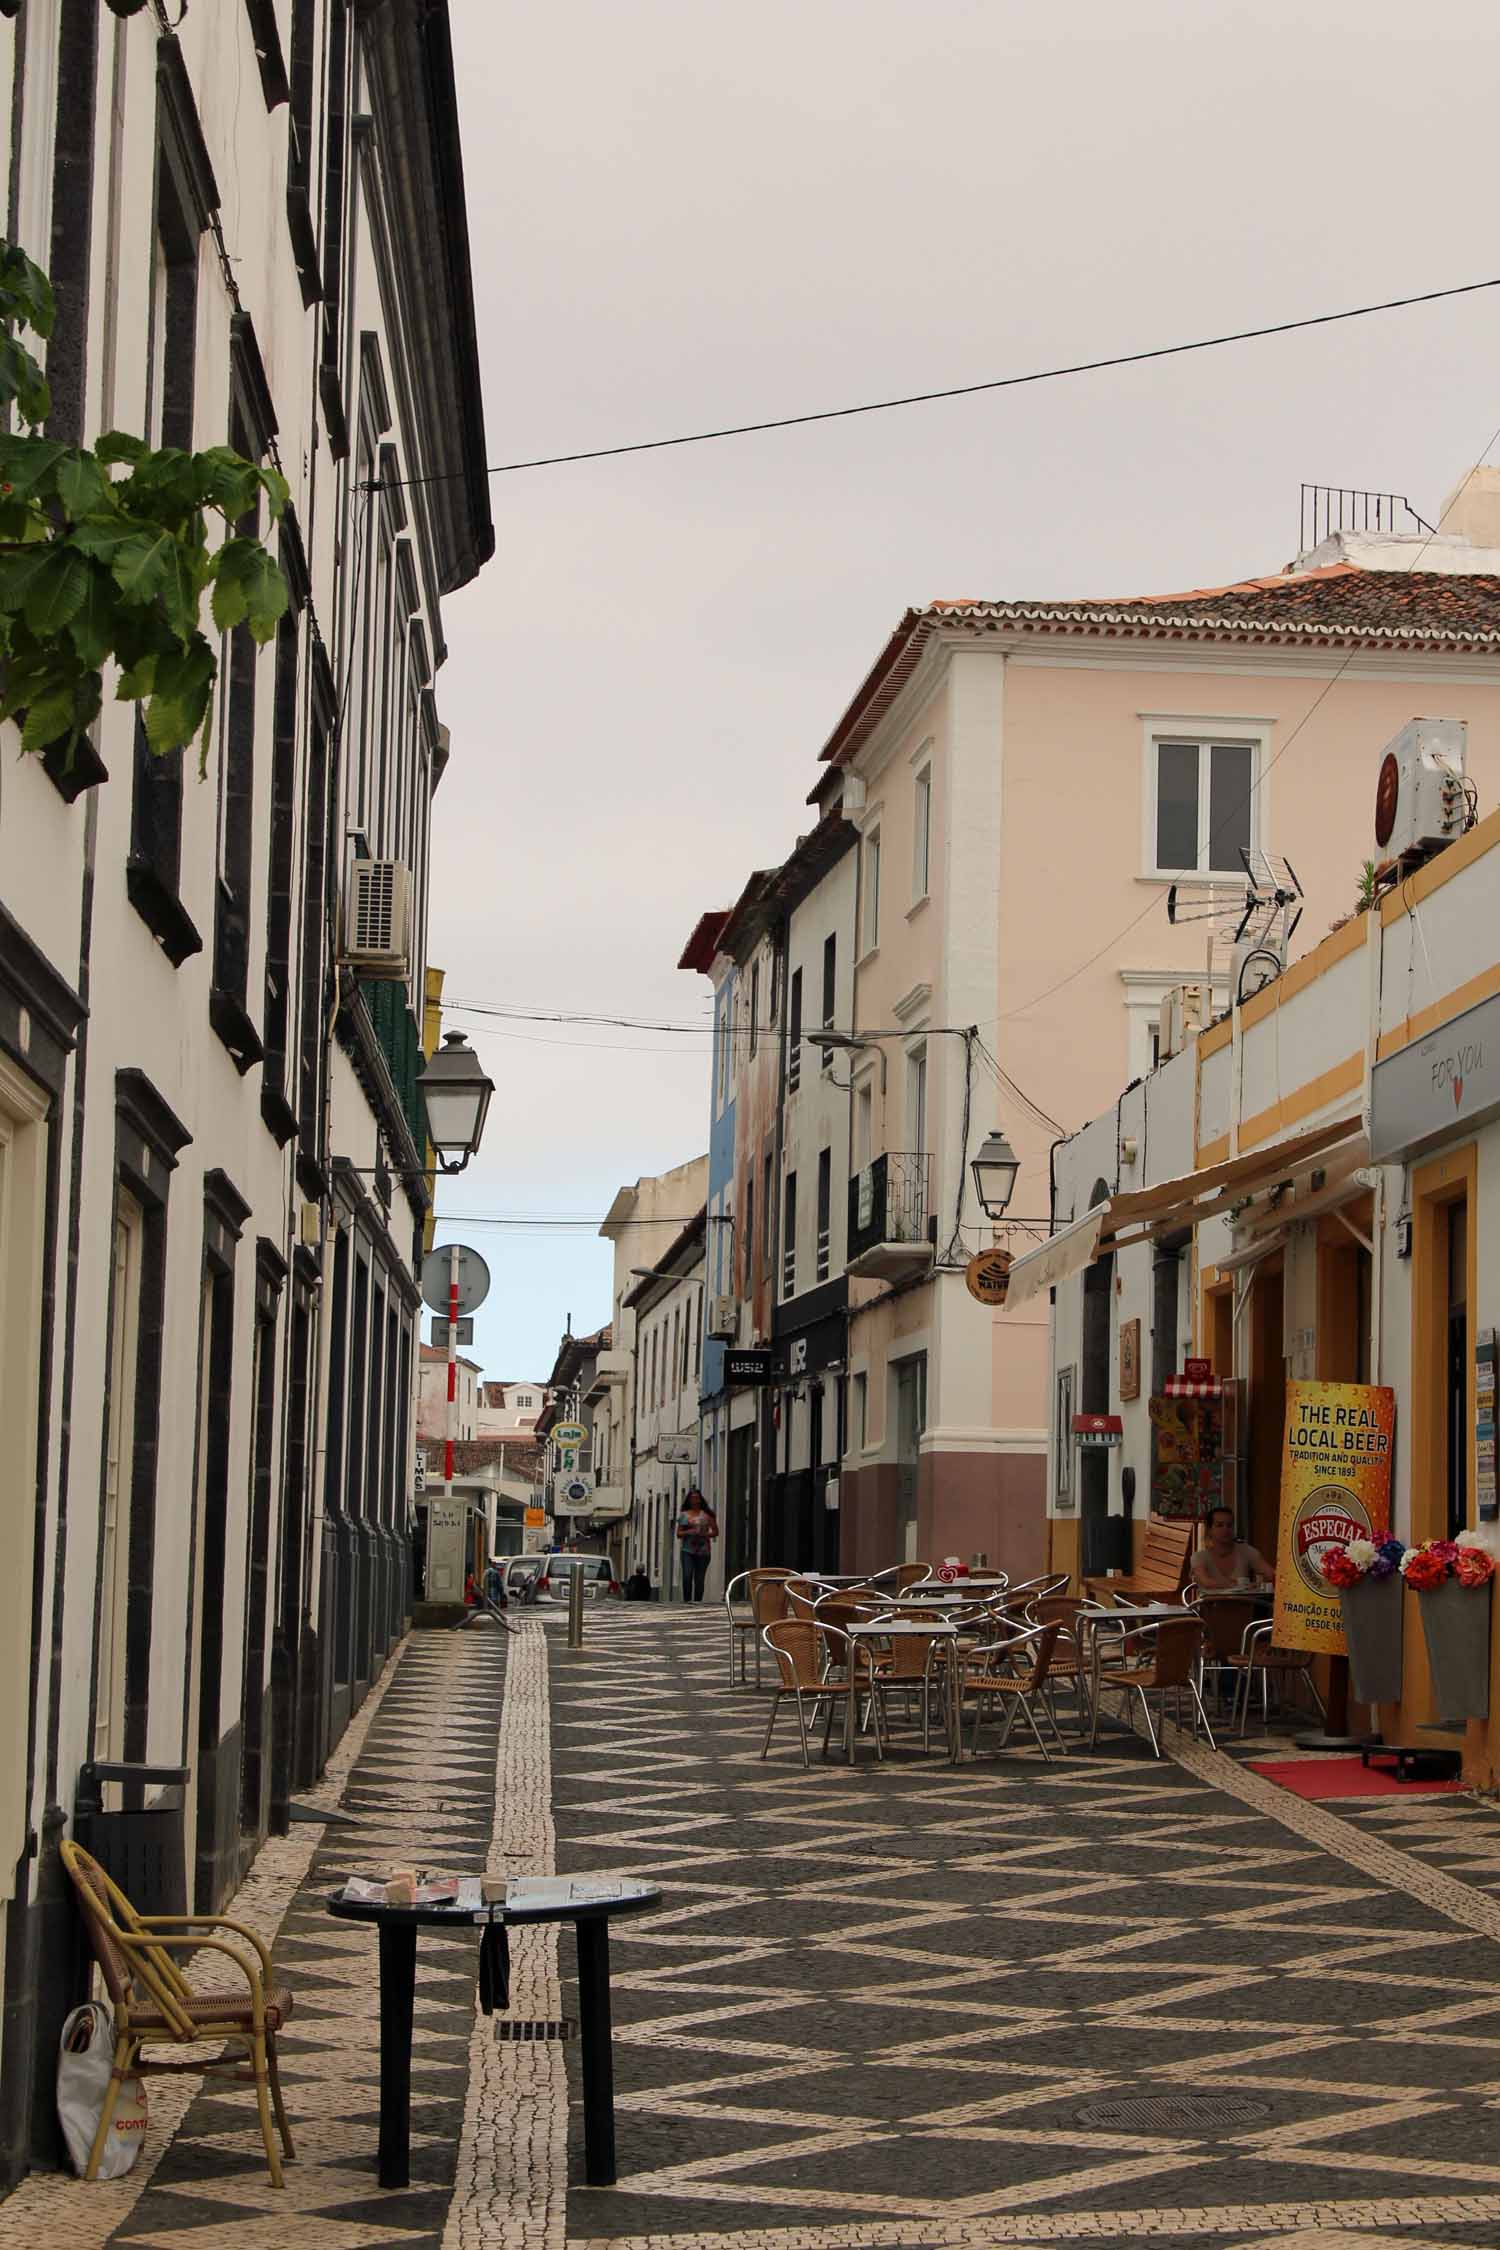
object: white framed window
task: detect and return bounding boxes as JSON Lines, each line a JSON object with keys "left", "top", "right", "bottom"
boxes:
{"left": 861, "top": 828, "right": 881, "bottom": 954}
{"left": 906, "top": 1040, "right": 927, "bottom": 1157}
{"left": 912, "top": 766, "right": 931, "bottom": 902}
{"left": 1120, "top": 969, "right": 1230, "bottom": 1080}
{"left": 852, "top": 1370, "right": 868, "bottom": 1452}
{"left": 1142, "top": 724, "right": 1267, "bottom": 879}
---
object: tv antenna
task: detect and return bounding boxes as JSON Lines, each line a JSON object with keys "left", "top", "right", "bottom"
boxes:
{"left": 1167, "top": 849, "right": 1303, "bottom": 1005}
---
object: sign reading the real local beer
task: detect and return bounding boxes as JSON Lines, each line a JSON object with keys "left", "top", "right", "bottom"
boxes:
{"left": 1272, "top": 1381, "right": 1395, "bottom": 1656}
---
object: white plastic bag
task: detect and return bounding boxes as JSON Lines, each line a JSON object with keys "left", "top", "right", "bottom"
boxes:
{"left": 57, "top": 2001, "right": 148, "bottom": 2179}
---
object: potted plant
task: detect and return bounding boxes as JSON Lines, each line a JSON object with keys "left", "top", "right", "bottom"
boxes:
{"left": 1319, "top": 1537, "right": 1406, "bottom": 1704}
{"left": 1400, "top": 1536, "right": 1496, "bottom": 1723}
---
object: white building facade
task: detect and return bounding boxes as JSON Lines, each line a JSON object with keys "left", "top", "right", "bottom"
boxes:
{"left": 0, "top": 0, "right": 491, "bottom": 2182}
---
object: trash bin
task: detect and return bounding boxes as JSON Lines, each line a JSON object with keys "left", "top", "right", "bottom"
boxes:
{"left": 74, "top": 1762, "right": 190, "bottom": 1917}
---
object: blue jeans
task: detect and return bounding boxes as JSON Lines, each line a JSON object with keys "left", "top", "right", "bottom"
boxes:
{"left": 681, "top": 1549, "right": 709, "bottom": 1602}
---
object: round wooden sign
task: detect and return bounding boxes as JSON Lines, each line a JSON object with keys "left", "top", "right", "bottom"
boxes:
{"left": 964, "top": 1247, "right": 1012, "bottom": 1305}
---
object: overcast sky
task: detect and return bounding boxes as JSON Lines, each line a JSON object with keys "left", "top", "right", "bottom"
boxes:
{"left": 429, "top": 0, "right": 1500, "bottom": 1384}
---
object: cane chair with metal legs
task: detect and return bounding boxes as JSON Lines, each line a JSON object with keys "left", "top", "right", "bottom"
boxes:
{"left": 1089, "top": 1615, "right": 1216, "bottom": 1758}
{"left": 957, "top": 1622, "right": 1066, "bottom": 1760}
{"left": 760, "top": 1619, "right": 885, "bottom": 1767}
{"left": 734, "top": 1569, "right": 795, "bottom": 1687}
{"left": 1230, "top": 1618, "right": 1326, "bottom": 1735}
{"left": 860, "top": 1607, "right": 950, "bottom": 1753}
{"left": 1002, "top": 1572, "right": 1070, "bottom": 1609}
{"left": 1025, "top": 1595, "right": 1095, "bottom": 1736}
{"left": 1188, "top": 1592, "right": 1262, "bottom": 1718}
{"left": 863, "top": 1562, "right": 932, "bottom": 1596}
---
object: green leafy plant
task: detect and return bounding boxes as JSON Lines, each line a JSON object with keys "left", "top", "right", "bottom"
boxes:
{"left": 0, "top": 240, "right": 288, "bottom": 769}
{"left": 1356, "top": 859, "right": 1378, "bottom": 911}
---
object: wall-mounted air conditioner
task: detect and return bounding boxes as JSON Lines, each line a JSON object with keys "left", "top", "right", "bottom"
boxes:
{"left": 344, "top": 859, "right": 411, "bottom": 977}
{"left": 706, "top": 1295, "right": 739, "bottom": 1341}
{"left": 1374, "top": 718, "right": 1472, "bottom": 865}
{"left": 1157, "top": 981, "right": 1209, "bottom": 1064}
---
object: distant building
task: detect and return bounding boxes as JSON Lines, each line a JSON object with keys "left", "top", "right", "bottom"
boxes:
{"left": 416, "top": 1346, "right": 482, "bottom": 1440}
{"left": 476, "top": 1380, "right": 552, "bottom": 1434}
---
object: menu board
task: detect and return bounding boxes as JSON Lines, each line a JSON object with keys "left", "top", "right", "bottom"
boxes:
{"left": 1149, "top": 1393, "right": 1224, "bottom": 1519}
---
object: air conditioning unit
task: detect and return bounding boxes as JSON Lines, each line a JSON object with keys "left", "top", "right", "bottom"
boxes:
{"left": 706, "top": 1295, "right": 739, "bottom": 1341}
{"left": 1374, "top": 718, "right": 1472, "bottom": 864}
{"left": 344, "top": 859, "right": 411, "bottom": 977}
{"left": 1157, "top": 981, "right": 1209, "bottom": 1064}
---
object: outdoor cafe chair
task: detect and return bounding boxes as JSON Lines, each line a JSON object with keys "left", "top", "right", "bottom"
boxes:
{"left": 858, "top": 1605, "right": 953, "bottom": 1753}
{"left": 1184, "top": 1590, "right": 1263, "bottom": 1716}
{"left": 863, "top": 1562, "right": 933, "bottom": 1594}
{"left": 760, "top": 1618, "right": 885, "bottom": 1767}
{"left": 727, "top": 1568, "right": 794, "bottom": 1686}
{"left": 1001, "top": 1571, "right": 1070, "bottom": 1609}
{"left": 957, "top": 1622, "right": 1065, "bottom": 1760}
{"left": 1229, "top": 1618, "right": 1326, "bottom": 1736}
{"left": 1024, "top": 1594, "right": 1095, "bottom": 1735}
{"left": 1089, "top": 1615, "right": 1215, "bottom": 1759}
{"left": 61, "top": 1839, "right": 296, "bottom": 2187}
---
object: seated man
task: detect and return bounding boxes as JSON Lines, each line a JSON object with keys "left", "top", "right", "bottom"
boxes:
{"left": 1192, "top": 1503, "right": 1275, "bottom": 1594}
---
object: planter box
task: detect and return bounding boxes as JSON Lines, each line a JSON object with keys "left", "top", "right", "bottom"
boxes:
{"left": 1341, "top": 1574, "right": 1404, "bottom": 1705}
{"left": 1416, "top": 1579, "right": 1491, "bottom": 1723}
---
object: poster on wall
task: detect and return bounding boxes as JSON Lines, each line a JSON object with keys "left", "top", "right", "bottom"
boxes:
{"left": 1149, "top": 1394, "right": 1224, "bottom": 1519}
{"left": 1272, "top": 1380, "right": 1396, "bottom": 1657}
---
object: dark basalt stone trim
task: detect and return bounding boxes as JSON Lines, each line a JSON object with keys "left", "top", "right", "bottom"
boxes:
{"left": 285, "top": 183, "right": 323, "bottom": 308}
{"left": 260, "top": 1082, "right": 298, "bottom": 1147}
{"left": 0, "top": 902, "right": 84, "bottom": 1087}
{"left": 40, "top": 731, "right": 109, "bottom": 801}
{"left": 319, "top": 362, "right": 349, "bottom": 461}
{"left": 242, "top": 0, "right": 290, "bottom": 109}
{"left": 125, "top": 855, "right": 203, "bottom": 967}
{"left": 203, "top": 1165, "right": 251, "bottom": 1242}
{"left": 278, "top": 502, "right": 311, "bottom": 611}
{"left": 115, "top": 1066, "right": 190, "bottom": 1174}
{"left": 229, "top": 308, "right": 279, "bottom": 453}
{"left": 208, "top": 987, "right": 265, "bottom": 1075}
{"left": 156, "top": 32, "right": 219, "bottom": 226}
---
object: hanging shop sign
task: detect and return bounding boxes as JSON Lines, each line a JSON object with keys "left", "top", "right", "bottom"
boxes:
{"left": 964, "top": 1247, "right": 1012, "bottom": 1306}
{"left": 1369, "top": 991, "right": 1500, "bottom": 1162}
{"left": 724, "top": 1347, "right": 774, "bottom": 1387}
{"left": 524, "top": 1506, "right": 547, "bottom": 1529}
{"left": 551, "top": 1422, "right": 587, "bottom": 1450}
{"left": 657, "top": 1432, "right": 699, "bottom": 1465}
{"left": 1272, "top": 1380, "right": 1396, "bottom": 1658}
{"left": 1071, "top": 1413, "right": 1122, "bottom": 1449}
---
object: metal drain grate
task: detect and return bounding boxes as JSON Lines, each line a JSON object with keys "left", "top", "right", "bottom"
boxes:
{"left": 494, "top": 2018, "right": 573, "bottom": 2043}
{"left": 1076, "top": 2093, "right": 1270, "bottom": 2133}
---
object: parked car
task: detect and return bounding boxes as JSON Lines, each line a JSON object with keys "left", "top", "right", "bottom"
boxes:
{"left": 533, "top": 1553, "right": 621, "bottom": 1603}
{"left": 500, "top": 1556, "right": 544, "bottom": 1604}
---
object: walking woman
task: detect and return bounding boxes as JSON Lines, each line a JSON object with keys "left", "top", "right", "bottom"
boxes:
{"left": 675, "top": 1488, "right": 720, "bottom": 1603}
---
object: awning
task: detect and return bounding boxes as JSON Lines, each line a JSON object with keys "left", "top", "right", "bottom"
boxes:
{"left": 1004, "top": 1208, "right": 1106, "bottom": 1308}
{"left": 1004, "top": 1111, "right": 1365, "bottom": 1305}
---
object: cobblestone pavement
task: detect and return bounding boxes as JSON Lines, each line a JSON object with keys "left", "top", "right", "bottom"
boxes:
{"left": 12, "top": 1609, "right": 1500, "bottom": 2248}
{"left": 549, "top": 1609, "right": 1500, "bottom": 2250}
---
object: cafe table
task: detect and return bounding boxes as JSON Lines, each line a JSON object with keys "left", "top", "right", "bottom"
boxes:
{"left": 329, "top": 1871, "right": 660, "bottom": 2189}
{"left": 844, "top": 1617, "right": 961, "bottom": 1762}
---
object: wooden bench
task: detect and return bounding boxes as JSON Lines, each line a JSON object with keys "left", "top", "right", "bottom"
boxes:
{"left": 1084, "top": 1515, "right": 1194, "bottom": 1605}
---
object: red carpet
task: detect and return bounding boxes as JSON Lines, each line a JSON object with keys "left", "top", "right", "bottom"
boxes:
{"left": 1247, "top": 1755, "right": 1461, "bottom": 1799}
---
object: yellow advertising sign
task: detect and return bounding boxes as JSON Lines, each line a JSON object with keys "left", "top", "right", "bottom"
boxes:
{"left": 524, "top": 1506, "right": 547, "bottom": 1529}
{"left": 1273, "top": 1381, "right": 1395, "bottom": 1656}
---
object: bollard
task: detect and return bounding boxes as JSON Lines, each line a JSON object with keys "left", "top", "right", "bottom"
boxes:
{"left": 567, "top": 1564, "right": 585, "bottom": 1648}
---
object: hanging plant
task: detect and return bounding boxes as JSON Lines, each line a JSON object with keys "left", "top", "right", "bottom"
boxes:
{"left": 0, "top": 239, "right": 288, "bottom": 771}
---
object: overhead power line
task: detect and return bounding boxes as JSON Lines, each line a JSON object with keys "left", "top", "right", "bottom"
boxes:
{"left": 378, "top": 276, "right": 1500, "bottom": 489}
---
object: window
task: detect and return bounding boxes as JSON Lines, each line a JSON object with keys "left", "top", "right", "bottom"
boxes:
{"left": 913, "top": 766, "right": 931, "bottom": 901}
{"left": 907, "top": 1041, "right": 928, "bottom": 1157}
{"left": 787, "top": 967, "right": 802, "bottom": 1095}
{"left": 1149, "top": 735, "right": 1257, "bottom": 877}
{"left": 861, "top": 830, "right": 881, "bottom": 953}
{"left": 749, "top": 960, "right": 760, "bottom": 1055}
{"left": 671, "top": 1308, "right": 680, "bottom": 1402}
{"left": 855, "top": 1080, "right": 873, "bottom": 1171}
{"left": 211, "top": 391, "right": 267, "bottom": 1068}
{"left": 743, "top": 1171, "right": 754, "bottom": 1296}
{"left": 260, "top": 613, "right": 300, "bottom": 1138}
{"left": 782, "top": 1171, "right": 797, "bottom": 1298}
{"left": 763, "top": 1150, "right": 774, "bottom": 1270}
{"left": 98, "top": 1195, "right": 143, "bottom": 1759}
{"left": 852, "top": 1371, "right": 868, "bottom": 1453}
{"left": 821, "top": 932, "right": 836, "bottom": 1028}
{"left": 816, "top": 1148, "right": 831, "bottom": 1282}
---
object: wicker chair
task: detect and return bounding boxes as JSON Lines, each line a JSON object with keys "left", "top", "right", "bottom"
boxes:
{"left": 957, "top": 1622, "right": 1065, "bottom": 1760}
{"left": 1025, "top": 1594, "right": 1095, "bottom": 1735}
{"left": 760, "top": 1618, "right": 885, "bottom": 1766}
{"left": 1089, "top": 1615, "right": 1214, "bottom": 1759}
{"left": 726, "top": 1567, "right": 793, "bottom": 1685}
{"left": 1229, "top": 1619, "right": 1326, "bottom": 1736}
{"left": 61, "top": 1839, "right": 295, "bottom": 2187}
{"left": 863, "top": 1562, "right": 932, "bottom": 1595}
{"left": 1186, "top": 1591, "right": 1263, "bottom": 1716}
{"left": 860, "top": 1606, "right": 952, "bottom": 1753}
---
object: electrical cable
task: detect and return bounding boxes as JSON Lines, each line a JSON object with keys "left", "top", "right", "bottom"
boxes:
{"left": 371, "top": 276, "right": 1500, "bottom": 489}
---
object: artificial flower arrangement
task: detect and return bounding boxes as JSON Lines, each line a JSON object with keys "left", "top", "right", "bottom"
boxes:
{"left": 1400, "top": 1536, "right": 1497, "bottom": 1592}
{"left": 1319, "top": 1536, "right": 1405, "bottom": 1589}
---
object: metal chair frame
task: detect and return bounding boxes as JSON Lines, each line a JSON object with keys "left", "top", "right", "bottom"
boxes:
{"left": 759, "top": 1619, "right": 886, "bottom": 1767}
{"left": 1089, "top": 1616, "right": 1216, "bottom": 1758}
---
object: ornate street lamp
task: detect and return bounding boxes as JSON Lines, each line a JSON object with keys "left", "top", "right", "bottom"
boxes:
{"left": 418, "top": 1031, "right": 494, "bottom": 1174}
{"left": 970, "top": 1127, "right": 1020, "bottom": 1221}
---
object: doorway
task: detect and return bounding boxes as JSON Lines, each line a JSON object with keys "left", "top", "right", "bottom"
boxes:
{"left": 894, "top": 1354, "right": 926, "bottom": 1563}
{"left": 1247, "top": 1258, "right": 1286, "bottom": 1560}
{"left": 1412, "top": 1147, "right": 1476, "bottom": 1549}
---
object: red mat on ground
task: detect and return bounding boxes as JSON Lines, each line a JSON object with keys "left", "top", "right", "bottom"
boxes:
{"left": 1247, "top": 1756, "right": 1460, "bottom": 1799}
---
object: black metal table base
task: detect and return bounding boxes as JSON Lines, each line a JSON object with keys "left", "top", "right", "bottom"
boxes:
{"left": 576, "top": 1918, "right": 615, "bottom": 2185}
{"left": 377, "top": 1922, "right": 418, "bottom": 2188}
